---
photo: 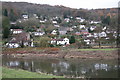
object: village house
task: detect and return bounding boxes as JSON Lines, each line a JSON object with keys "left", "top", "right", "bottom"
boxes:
{"left": 99, "top": 32, "right": 107, "bottom": 37}
{"left": 33, "top": 32, "right": 45, "bottom": 36}
{"left": 52, "top": 21, "right": 57, "bottom": 24}
{"left": 54, "top": 25, "right": 60, "bottom": 28}
{"left": 6, "top": 32, "right": 31, "bottom": 48}
{"left": 86, "top": 33, "right": 93, "bottom": 38}
{"left": 67, "top": 28, "right": 74, "bottom": 32}
{"left": 52, "top": 16, "right": 59, "bottom": 20}
{"left": 80, "top": 30, "right": 89, "bottom": 35}
{"left": 22, "top": 14, "right": 29, "bottom": 20}
{"left": 17, "top": 19, "right": 22, "bottom": 23}
{"left": 90, "top": 21, "right": 101, "bottom": 24}
{"left": 79, "top": 25, "right": 86, "bottom": 29}
{"left": 80, "top": 18, "right": 85, "bottom": 22}
{"left": 90, "top": 26, "right": 96, "bottom": 31}
{"left": 84, "top": 38, "right": 95, "bottom": 45}
{"left": 51, "top": 30, "right": 57, "bottom": 35}
{"left": 76, "top": 17, "right": 81, "bottom": 20}
{"left": 102, "top": 26, "right": 107, "bottom": 31}
{"left": 80, "top": 30, "right": 91, "bottom": 38}
{"left": 10, "top": 22, "right": 17, "bottom": 25}
{"left": 36, "top": 28, "right": 42, "bottom": 32}
{"left": 10, "top": 29, "right": 23, "bottom": 34}
{"left": 84, "top": 39, "right": 91, "bottom": 44}
{"left": 93, "top": 33, "right": 99, "bottom": 38}
{"left": 51, "top": 38, "right": 70, "bottom": 45}
{"left": 72, "top": 26, "right": 77, "bottom": 28}
{"left": 75, "top": 32, "right": 81, "bottom": 36}
{"left": 6, "top": 42, "right": 20, "bottom": 48}
{"left": 93, "top": 32, "right": 107, "bottom": 38}
{"left": 51, "top": 39, "right": 57, "bottom": 45}
{"left": 40, "top": 20, "right": 46, "bottom": 23}
{"left": 64, "top": 18, "right": 70, "bottom": 22}
{"left": 33, "top": 14, "right": 38, "bottom": 19}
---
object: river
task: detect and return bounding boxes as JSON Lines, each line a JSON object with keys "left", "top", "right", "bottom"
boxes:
{"left": 2, "top": 55, "right": 119, "bottom": 78}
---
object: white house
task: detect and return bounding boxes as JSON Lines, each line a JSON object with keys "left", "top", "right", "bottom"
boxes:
{"left": 37, "top": 28, "right": 42, "bottom": 32}
{"left": 40, "top": 20, "right": 46, "bottom": 23}
{"left": 90, "top": 26, "right": 96, "bottom": 31}
{"left": 22, "top": 14, "right": 28, "bottom": 19}
{"left": 93, "top": 32, "right": 107, "bottom": 38}
{"left": 80, "top": 25, "right": 85, "bottom": 29}
{"left": 64, "top": 18, "right": 70, "bottom": 22}
{"left": 33, "top": 32, "right": 45, "bottom": 36}
{"left": 30, "top": 39, "right": 34, "bottom": 47}
{"left": 51, "top": 39, "right": 57, "bottom": 44}
{"left": 33, "top": 14, "right": 38, "bottom": 19}
{"left": 10, "top": 22, "right": 16, "bottom": 25}
{"left": 52, "top": 21, "right": 57, "bottom": 24}
{"left": 51, "top": 30, "right": 57, "bottom": 35}
{"left": 54, "top": 25, "right": 60, "bottom": 27}
{"left": 57, "top": 38, "right": 70, "bottom": 45}
{"left": 87, "top": 33, "right": 93, "bottom": 38}
{"left": 51, "top": 38, "right": 70, "bottom": 45}
{"left": 90, "top": 21, "right": 101, "bottom": 24}
{"left": 76, "top": 17, "right": 81, "bottom": 20}
{"left": 76, "top": 17, "right": 85, "bottom": 22}
{"left": 75, "top": 32, "right": 81, "bottom": 35}
{"left": 72, "top": 26, "right": 77, "bottom": 28}
{"left": 102, "top": 26, "right": 107, "bottom": 31}
{"left": 6, "top": 42, "right": 20, "bottom": 48}
{"left": 80, "top": 18, "right": 85, "bottom": 22}
{"left": 84, "top": 39, "right": 91, "bottom": 44}
{"left": 94, "top": 33, "right": 98, "bottom": 38}
{"left": 11, "top": 29, "right": 23, "bottom": 34}
{"left": 99, "top": 32, "right": 107, "bottom": 37}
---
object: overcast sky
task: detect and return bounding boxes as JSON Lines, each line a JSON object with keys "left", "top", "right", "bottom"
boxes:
{"left": 2, "top": 0, "right": 120, "bottom": 9}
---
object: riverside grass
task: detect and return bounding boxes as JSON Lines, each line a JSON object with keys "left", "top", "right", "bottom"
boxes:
{"left": 2, "top": 67, "right": 64, "bottom": 78}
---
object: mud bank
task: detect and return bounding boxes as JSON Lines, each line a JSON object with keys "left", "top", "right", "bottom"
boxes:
{"left": 2, "top": 49, "right": 118, "bottom": 60}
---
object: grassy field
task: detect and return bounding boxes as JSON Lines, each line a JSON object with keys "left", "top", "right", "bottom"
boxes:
{"left": 67, "top": 48, "right": 117, "bottom": 52}
{"left": 78, "top": 48, "right": 117, "bottom": 51}
{"left": 2, "top": 67, "right": 64, "bottom": 78}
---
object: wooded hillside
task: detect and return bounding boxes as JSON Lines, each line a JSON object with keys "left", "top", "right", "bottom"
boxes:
{"left": 2, "top": 2, "right": 118, "bottom": 21}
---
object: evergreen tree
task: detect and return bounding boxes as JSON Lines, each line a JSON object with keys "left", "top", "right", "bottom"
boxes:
{"left": 9, "top": 9, "right": 16, "bottom": 22}
{"left": 3, "top": 9, "right": 8, "bottom": 17}
{"left": 69, "top": 36, "right": 75, "bottom": 44}
{"left": 2, "top": 16, "right": 10, "bottom": 38}
{"left": 102, "top": 16, "right": 111, "bottom": 25}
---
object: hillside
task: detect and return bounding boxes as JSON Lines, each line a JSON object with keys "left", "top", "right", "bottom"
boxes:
{"left": 2, "top": 1, "right": 118, "bottom": 21}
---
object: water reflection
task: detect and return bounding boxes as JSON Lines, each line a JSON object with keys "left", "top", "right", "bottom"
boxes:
{"left": 7, "top": 61, "right": 20, "bottom": 66}
{"left": 2, "top": 56, "right": 118, "bottom": 78}
{"left": 94, "top": 63, "right": 108, "bottom": 71}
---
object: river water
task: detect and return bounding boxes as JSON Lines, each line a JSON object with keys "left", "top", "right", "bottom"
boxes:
{"left": 2, "top": 55, "right": 119, "bottom": 78}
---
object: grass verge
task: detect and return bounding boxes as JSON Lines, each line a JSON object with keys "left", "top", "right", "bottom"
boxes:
{"left": 79, "top": 48, "right": 117, "bottom": 51}
{"left": 2, "top": 67, "right": 64, "bottom": 78}
{"left": 68, "top": 48, "right": 117, "bottom": 52}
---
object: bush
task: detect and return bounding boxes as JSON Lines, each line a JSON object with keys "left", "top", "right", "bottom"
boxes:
{"left": 34, "top": 37, "right": 51, "bottom": 48}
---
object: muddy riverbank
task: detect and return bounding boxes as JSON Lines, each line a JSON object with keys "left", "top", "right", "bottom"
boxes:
{"left": 2, "top": 48, "right": 118, "bottom": 60}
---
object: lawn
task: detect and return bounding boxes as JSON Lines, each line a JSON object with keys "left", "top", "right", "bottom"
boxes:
{"left": 2, "top": 67, "right": 85, "bottom": 80}
{"left": 2, "top": 67, "right": 64, "bottom": 78}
